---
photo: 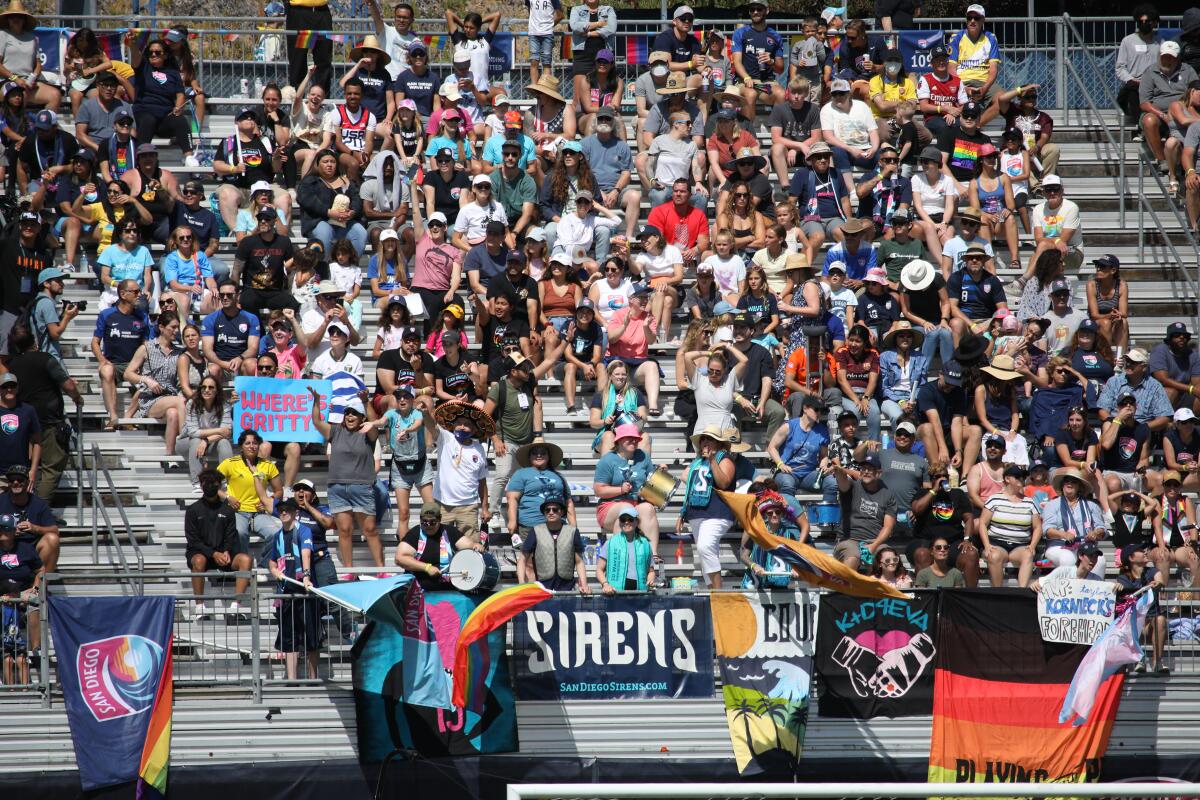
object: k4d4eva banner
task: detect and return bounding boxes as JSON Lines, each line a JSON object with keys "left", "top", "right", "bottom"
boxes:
{"left": 353, "top": 590, "right": 517, "bottom": 760}
{"left": 816, "top": 593, "right": 937, "bottom": 718}
{"left": 711, "top": 591, "right": 817, "bottom": 776}
{"left": 511, "top": 594, "right": 714, "bottom": 700}
{"left": 928, "top": 589, "right": 1124, "bottom": 786}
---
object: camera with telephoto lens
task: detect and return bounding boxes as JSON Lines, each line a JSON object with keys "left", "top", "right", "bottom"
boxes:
{"left": 65, "top": 299, "right": 87, "bottom": 312}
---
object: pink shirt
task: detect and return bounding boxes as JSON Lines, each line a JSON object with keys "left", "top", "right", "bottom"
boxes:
{"left": 270, "top": 344, "right": 306, "bottom": 380}
{"left": 411, "top": 235, "right": 462, "bottom": 292}
{"left": 606, "top": 307, "right": 654, "bottom": 360}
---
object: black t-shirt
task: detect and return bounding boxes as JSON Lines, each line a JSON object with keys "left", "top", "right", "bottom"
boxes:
{"left": 481, "top": 316, "right": 530, "bottom": 364}
{"left": 234, "top": 233, "right": 294, "bottom": 292}
{"left": 394, "top": 69, "right": 441, "bottom": 117}
{"left": 97, "top": 135, "right": 135, "bottom": 171}
{"left": 433, "top": 353, "right": 480, "bottom": 401}
{"left": 1168, "top": 429, "right": 1200, "bottom": 468}
{"left": 0, "top": 236, "right": 54, "bottom": 314}
{"left": 357, "top": 65, "right": 392, "bottom": 122}
{"left": 835, "top": 37, "right": 888, "bottom": 81}
{"left": 0, "top": 540, "right": 42, "bottom": 590}
{"left": 1054, "top": 427, "right": 1098, "bottom": 464}
{"left": 856, "top": 292, "right": 900, "bottom": 332}
{"left": 653, "top": 28, "right": 702, "bottom": 65}
{"left": 17, "top": 131, "right": 79, "bottom": 192}
{"left": 487, "top": 273, "right": 539, "bottom": 324}
{"left": 377, "top": 348, "right": 435, "bottom": 394}
{"left": 8, "top": 351, "right": 68, "bottom": 424}
{"left": 171, "top": 204, "right": 220, "bottom": 248}
{"left": 423, "top": 170, "right": 472, "bottom": 221}
{"left": 402, "top": 522, "right": 464, "bottom": 590}
{"left": 720, "top": 173, "right": 776, "bottom": 220}
{"left": 916, "top": 380, "right": 968, "bottom": 429}
{"left": 738, "top": 291, "right": 779, "bottom": 321}
{"left": 936, "top": 124, "right": 994, "bottom": 183}
{"left": 1101, "top": 420, "right": 1150, "bottom": 473}
{"left": 901, "top": 274, "right": 946, "bottom": 324}
{"left": 568, "top": 319, "right": 603, "bottom": 361}
{"left": 216, "top": 134, "right": 274, "bottom": 188}
{"left": 735, "top": 342, "right": 775, "bottom": 401}
{"left": 914, "top": 488, "right": 971, "bottom": 540}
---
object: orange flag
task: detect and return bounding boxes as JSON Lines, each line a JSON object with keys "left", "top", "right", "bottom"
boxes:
{"left": 717, "top": 490, "right": 908, "bottom": 600}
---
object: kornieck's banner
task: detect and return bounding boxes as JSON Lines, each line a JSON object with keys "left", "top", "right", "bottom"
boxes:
{"left": 353, "top": 591, "right": 517, "bottom": 759}
{"left": 47, "top": 596, "right": 175, "bottom": 794}
{"left": 816, "top": 593, "right": 937, "bottom": 719}
{"left": 232, "top": 377, "right": 331, "bottom": 444}
{"left": 1037, "top": 578, "right": 1117, "bottom": 645}
{"left": 928, "top": 589, "right": 1123, "bottom": 786}
{"left": 511, "top": 594, "right": 714, "bottom": 700}
{"left": 711, "top": 591, "right": 817, "bottom": 776}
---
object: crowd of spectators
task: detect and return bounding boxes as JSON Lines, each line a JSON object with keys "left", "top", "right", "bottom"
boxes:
{"left": 0, "top": 0, "right": 1195, "bottom": 676}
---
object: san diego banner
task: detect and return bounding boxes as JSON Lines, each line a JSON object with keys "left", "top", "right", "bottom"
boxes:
{"left": 711, "top": 591, "right": 817, "bottom": 775}
{"left": 928, "top": 589, "right": 1123, "bottom": 785}
{"left": 47, "top": 595, "right": 174, "bottom": 793}
{"left": 353, "top": 591, "right": 518, "bottom": 759}
{"left": 511, "top": 594, "right": 714, "bottom": 700}
{"left": 816, "top": 593, "right": 937, "bottom": 718}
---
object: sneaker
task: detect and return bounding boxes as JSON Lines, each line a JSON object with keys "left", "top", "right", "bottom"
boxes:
{"left": 62, "top": 262, "right": 75, "bottom": 275}
{"left": 183, "top": 154, "right": 201, "bottom": 167}
{"left": 488, "top": 512, "right": 504, "bottom": 533}
{"left": 226, "top": 600, "right": 247, "bottom": 622}
{"left": 191, "top": 481, "right": 201, "bottom": 494}
{"left": 194, "top": 603, "right": 211, "bottom": 620}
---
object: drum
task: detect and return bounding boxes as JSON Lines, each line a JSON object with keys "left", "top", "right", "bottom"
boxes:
{"left": 811, "top": 502, "right": 842, "bottom": 528}
{"left": 449, "top": 550, "right": 501, "bottom": 593}
{"left": 639, "top": 467, "right": 680, "bottom": 510}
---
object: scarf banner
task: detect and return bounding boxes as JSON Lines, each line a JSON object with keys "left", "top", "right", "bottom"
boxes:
{"left": 928, "top": 588, "right": 1123, "bottom": 786}
{"left": 511, "top": 594, "right": 714, "bottom": 700}
{"left": 353, "top": 591, "right": 517, "bottom": 760}
{"left": 816, "top": 592, "right": 937, "bottom": 718}
{"left": 711, "top": 591, "right": 817, "bottom": 776}
{"left": 47, "top": 596, "right": 174, "bottom": 794}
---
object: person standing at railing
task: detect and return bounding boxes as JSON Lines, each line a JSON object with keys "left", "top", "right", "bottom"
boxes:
{"left": 569, "top": 0, "right": 617, "bottom": 104}
{"left": 1117, "top": 6, "right": 1163, "bottom": 129}
{"left": 284, "top": 0, "right": 333, "bottom": 94}
{"left": 0, "top": 513, "right": 41, "bottom": 685}
{"left": 369, "top": 0, "right": 416, "bottom": 81}
{"left": 947, "top": 5, "right": 1001, "bottom": 103}
{"left": 526, "top": 0, "right": 564, "bottom": 88}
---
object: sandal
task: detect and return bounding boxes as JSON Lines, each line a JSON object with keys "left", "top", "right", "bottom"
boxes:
{"left": 1009, "top": 259, "right": 1021, "bottom": 272}
{"left": 1170, "top": 178, "right": 1180, "bottom": 196}
{"left": 648, "top": 407, "right": 663, "bottom": 417}
{"left": 103, "top": 420, "right": 117, "bottom": 432}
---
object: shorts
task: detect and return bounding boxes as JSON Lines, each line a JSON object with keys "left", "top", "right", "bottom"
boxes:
{"left": 327, "top": 482, "right": 376, "bottom": 515}
{"left": 220, "top": 185, "right": 250, "bottom": 207}
{"left": 53, "top": 216, "right": 96, "bottom": 237}
{"left": 1012, "top": 191, "right": 1029, "bottom": 209}
{"left": 801, "top": 217, "right": 844, "bottom": 239}
{"left": 602, "top": 355, "right": 665, "bottom": 378}
{"left": 107, "top": 361, "right": 132, "bottom": 384}
{"left": 548, "top": 315, "right": 574, "bottom": 336}
{"left": 597, "top": 500, "right": 637, "bottom": 529}
{"left": 390, "top": 459, "right": 434, "bottom": 490}
{"left": 1108, "top": 470, "right": 1142, "bottom": 491}
{"left": 2, "top": 603, "right": 26, "bottom": 652}
{"left": 648, "top": 276, "right": 680, "bottom": 301}
{"left": 529, "top": 34, "right": 555, "bottom": 66}
{"left": 833, "top": 539, "right": 872, "bottom": 563}
{"left": 989, "top": 538, "right": 1029, "bottom": 553}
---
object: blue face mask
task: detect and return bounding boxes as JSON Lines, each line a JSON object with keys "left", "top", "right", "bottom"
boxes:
{"left": 454, "top": 429, "right": 475, "bottom": 444}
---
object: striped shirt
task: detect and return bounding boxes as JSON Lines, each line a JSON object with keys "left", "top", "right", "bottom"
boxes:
{"left": 984, "top": 494, "right": 1040, "bottom": 545}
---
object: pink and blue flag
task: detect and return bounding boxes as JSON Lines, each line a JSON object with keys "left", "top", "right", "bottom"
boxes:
{"left": 1059, "top": 590, "right": 1151, "bottom": 727}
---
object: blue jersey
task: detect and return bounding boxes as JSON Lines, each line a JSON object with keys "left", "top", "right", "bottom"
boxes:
{"left": 731, "top": 25, "right": 784, "bottom": 81}
{"left": 947, "top": 268, "right": 1006, "bottom": 320}
{"left": 201, "top": 309, "right": 262, "bottom": 361}
{"left": 93, "top": 305, "right": 151, "bottom": 362}
{"left": 823, "top": 242, "right": 877, "bottom": 281}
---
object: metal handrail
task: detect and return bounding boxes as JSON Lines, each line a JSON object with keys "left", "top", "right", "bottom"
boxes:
{"left": 87, "top": 443, "right": 145, "bottom": 593}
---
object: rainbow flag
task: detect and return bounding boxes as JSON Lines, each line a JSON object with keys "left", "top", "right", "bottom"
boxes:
{"left": 131, "top": 28, "right": 154, "bottom": 50}
{"left": 718, "top": 491, "right": 909, "bottom": 600}
{"left": 136, "top": 645, "right": 173, "bottom": 799}
{"left": 294, "top": 29, "right": 317, "bottom": 50}
{"left": 450, "top": 583, "right": 552, "bottom": 709}
{"left": 97, "top": 31, "right": 123, "bottom": 60}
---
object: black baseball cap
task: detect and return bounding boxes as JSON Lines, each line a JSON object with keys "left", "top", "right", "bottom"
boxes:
{"left": 1003, "top": 464, "right": 1028, "bottom": 478}
{"left": 861, "top": 453, "right": 882, "bottom": 470}
{"left": 961, "top": 101, "right": 983, "bottom": 119}
{"left": 485, "top": 220, "right": 507, "bottom": 237}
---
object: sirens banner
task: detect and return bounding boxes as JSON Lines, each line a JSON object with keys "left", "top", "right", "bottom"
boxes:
{"left": 47, "top": 596, "right": 175, "bottom": 794}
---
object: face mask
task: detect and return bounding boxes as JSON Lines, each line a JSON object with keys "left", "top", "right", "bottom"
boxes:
{"left": 84, "top": 190, "right": 98, "bottom": 203}
{"left": 885, "top": 63, "right": 901, "bottom": 77}
{"left": 453, "top": 429, "right": 475, "bottom": 444}
{"left": 1138, "top": 20, "right": 1156, "bottom": 34}
{"left": 651, "top": 65, "right": 669, "bottom": 79}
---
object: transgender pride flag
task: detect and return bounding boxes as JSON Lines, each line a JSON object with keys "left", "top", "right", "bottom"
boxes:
{"left": 1059, "top": 589, "right": 1151, "bottom": 727}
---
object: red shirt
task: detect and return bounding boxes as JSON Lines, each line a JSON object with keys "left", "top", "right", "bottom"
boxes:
{"left": 918, "top": 72, "right": 962, "bottom": 111}
{"left": 647, "top": 202, "right": 709, "bottom": 251}
{"left": 606, "top": 307, "right": 654, "bottom": 360}
{"left": 706, "top": 130, "right": 759, "bottom": 178}
{"left": 833, "top": 346, "right": 879, "bottom": 392}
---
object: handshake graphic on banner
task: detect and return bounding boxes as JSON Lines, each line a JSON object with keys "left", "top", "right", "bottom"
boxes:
{"left": 831, "top": 633, "right": 935, "bottom": 699}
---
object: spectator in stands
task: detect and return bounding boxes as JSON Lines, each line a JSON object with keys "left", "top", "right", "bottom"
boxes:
{"left": 969, "top": 144, "right": 1020, "bottom": 271}
{"left": 178, "top": 375, "right": 232, "bottom": 489}
{"left": 171, "top": 178, "right": 224, "bottom": 273}
{"left": 51, "top": 150, "right": 98, "bottom": 271}
{"left": 161, "top": 226, "right": 217, "bottom": 322}
{"left": 94, "top": 104, "right": 136, "bottom": 184}
{"left": 937, "top": 101, "right": 993, "bottom": 194}
{"left": 396, "top": 501, "right": 482, "bottom": 589}
{"left": 592, "top": 422, "right": 660, "bottom": 545}
{"left": 340, "top": 37, "right": 394, "bottom": 148}
{"left": 730, "top": 2, "right": 786, "bottom": 106}
{"left": 0, "top": 213, "right": 56, "bottom": 351}
{"left": 481, "top": 111, "right": 532, "bottom": 178}
{"left": 431, "top": 400, "right": 492, "bottom": 542}
{"left": 506, "top": 441, "right": 574, "bottom": 540}
{"left": 769, "top": 78, "right": 823, "bottom": 186}
{"left": 605, "top": 284, "right": 663, "bottom": 416}
{"left": 833, "top": 324, "right": 881, "bottom": 441}
{"left": 857, "top": 148, "right": 914, "bottom": 246}
{"left": 6, "top": 325, "right": 80, "bottom": 500}
{"left": 831, "top": 452, "right": 897, "bottom": 571}
{"left": 916, "top": 359, "right": 971, "bottom": 469}
{"left": 299, "top": 149, "right": 368, "bottom": 257}
{"left": 977, "top": 463, "right": 1040, "bottom": 587}
{"left": 682, "top": 340, "right": 749, "bottom": 435}
{"left": 787, "top": 17, "right": 826, "bottom": 99}
{"left": 868, "top": 49, "right": 924, "bottom": 146}
{"left": 283, "top": 68, "right": 327, "bottom": 188}
{"left": 708, "top": 109, "right": 760, "bottom": 188}
{"left": 729, "top": 311, "right": 785, "bottom": 434}
{"left": 202, "top": 280, "right": 261, "bottom": 380}
{"left": 833, "top": 19, "right": 883, "bottom": 101}
{"left": 1118, "top": 6, "right": 1163, "bottom": 127}
{"left": 125, "top": 37, "right": 197, "bottom": 167}
{"left": 367, "top": 0, "right": 415, "bottom": 80}
{"left": 230, "top": 207, "right": 297, "bottom": 315}
{"left": 789, "top": 142, "right": 850, "bottom": 251}
{"left": 1041, "top": 278, "right": 1088, "bottom": 355}
{"left": 1042, "top": 466, "right": 1108, "bottom": 578}
{"left": 682, "top": 424, "right": 738, "bottom": 588}
{"left": 641, "top": 111, "right": 707, "bottom": 211}
{"left": 1101, "top": 391, "right": 1153, "bottom": 495}
{"left": 581, "top": 108, "right": 641, "bottom": 244}
{"left": 917, "top": 46, "right": 964, "bottom": 141}
{"left": 1114, "top": 543, "right": 1167, "bottom": 673}
{"left": 16, "top": 110, "right": 78, "bottom": 213}
{"left": 767, "top": 394, "right": 836, "bottom": 503}
{"left": 822, "top": 77, "right": 880, "bottom": 194}
{"left": 948, "top": 5, "right": 1001, "bottom": 100}
{"left": 574, "top": 49, "right": 622, "bottom": 138}
{"left": 322, "top": 78, "right": 378, "bottom": 181}
{"left": 596, "top": 506, "right": 656, "bottom": 593}
{"left": 1145, "top": 40, "right": 1200, "bottom": 178}
{"left": 1162, "top": 408, "right": 1200, "bottom": 490}
{"left": 569, "top": 0, "right": 617, "bottom": 97}
{"left": 911, "top": 145, "right": 959, "bottom": 261}
{"left": 215, "top": 107, "right": 291, "bottom": 233}
{"left": 409, "top": 203, "right": 464, "bottom": 328}
{"left": 631, "top": 223, "right": 684, "bottom": 341}
{"left": 1149, "top": 322, "right": 1200, "bottom": 412}
{"left": 0, "top": 464, "right": 59, "bottom": 577}
{"left": 0, "top": 511, "right": 40, "bottom": 683}
{"left": 96, "top": 219, "right": 152, "bottom": 312}
{"left": 653, "top": 5, "right": 703, "bottom": 87}
{"left": 264, "top": 497, "right": 321, "bottom": 678}
{"left": 589, "top": 358, "right": 648, "bottom": 455}
{"left": 92, "top": 278, "right": 151, "bottom": 431}
{"left": 878, "top": 321, "right": 928, "bottom": 428}
{"left": 0, "top": 1, "right": 60, "bottom": 110}
{"left": 120, "top": 144, "right": 177, "bottom": 245}
{"left": 1099, "top": 349, "right": 1173, "bottom": 432}
{"left": 718, "top": 148, "right": 776, "bottom": 224}
{"left": 947, "top": 242, "right": 1007, "bottom": 341}
{"left": 185, "top": 468, "right": 252, "bottom": 619}
{"left": 484, "top": 353, "right": 548, "bottom": 527}
{"left": 124, "top": 310, "right": 184, "bottom": 454}
{"left": 217, "top": 428, "right": 283, "bottom": 553}
{"left": 897, "top": 259, "right": 952, "bottom": 362}
{"left": 378, "top": 386, "right": 432, "bottom": 535}
{"left": 0, "top": 370, "right": 38, "bottom": 486}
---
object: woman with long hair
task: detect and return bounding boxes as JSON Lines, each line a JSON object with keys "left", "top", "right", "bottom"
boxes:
{"left": 834, "top": 324, "right": 882, "bottom": 441}
{"left": 1086, "top": 255, "right": 1128, "bottom": 350}
{"left": 910, "top": 146, "right": 957, "bottom": 258}
{"left": 738, "top": 265, "right": 781, "bottom": 336}
{"left": 716, "top": 185, "right": 766, "bottom": 255}
{"left": 1067, "top": 321, "right": 1115, "bottom": 404}
{"left": 774, "top": 256, "right": 824, "bottom": 396}
{"left": 298, "top": 149, "right": 368, "bottom": 256}
{"left": 70, "top": 179, "right": 152, "bottom": 258}
{"left": 539, "top": 257, "right": 582, "bottom": 337}
{"left": 64, "top": 27, "right": 115, "bottom": 116}
{"left": 423, "top": 109, "right": 475, "bottom": 171}
{"left": 177, "top": 324, "right": 208, "bottom": 401}
{"left": 575, "top": 49, "right": 623, "bottom": 137}
{"left": 683, "top": 342, "right": 751, "bottom": 434}
{"left": 1017, "top": 248, "right": 1067, "bottom": 323}
{"left": 914, "top": 534, "right": 967, "bottom": 587}
{"left": 589, "top": 359, "right": 649, "bottom": 456}
{"left": 97, "top": 219, "right": 153, "bottom": 311}
{"left": 871, "top": 545, "right": 913, "bottom": 588}
{"left": 1114, "top": 543, "right": 1168, "bottom": 673}
{"left": 975, "top": 355, "right": 1021, "bottom": 444}
{"left": 162, "top": 27, "right": 206, "bottom": 127}
{"left": 374, "top": 300, "right": 410, "bottom": 356}
{"left": 968, "top": 144, "right": 1020, "bottom": 270}
{"left": 740, "top": 489, "right": 809, "bottom": 589}
{"left": 541, "top": 143, "right": 601, "bottom": 253}
{"left": 1154, "top": 473, "right": 1200, "bottom": 593}
{"left": 675, "top": 321, "right": 711, "bottom": 445}
{"left": 177, "top": 375, "right": 232, "bottom": 487}
{"left": 124, "top": 310, "right": 185, "bottom": 455}
{"left": 259, "top": 82, "right": 291, "bottom": 151}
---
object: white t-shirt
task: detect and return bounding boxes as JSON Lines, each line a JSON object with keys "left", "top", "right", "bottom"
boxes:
{"left": 301, "top": 306, "right": 336, "bottom": 363}
{"left": 819, "top": 99, "right": 876, "bottom": 150}
{"left": 1031, "top": 198, "right": 1083, "bottom": 249}
{"left": 434, "top": 428, "right": 489, "bottom": 506}
{"left": 555, "top": 212, "right": 597, "bottom": 258}
{"left": 943, "top": 235, "right": 995, "bottom": 273}
{"left": 701, "top": 253, "right": 747, "bottom": 296}
{"left": 380, "top": 25, "right": 417, "bottom": 79}
{"left": 911, "top": 171, "right": 959, "bottom": 211}
{"left": 636, "top": 245, "right": 684, "bottom": 280}
{"left": 593, "top": 277, "right": 634, "bottom": 324}
{"left": 826, "top": 285, "right": 858, "bottom": 319}
{"left": 453, "top": 202, "right": 508, "bottom": 244}
{"left": 310, "top": 349, "right": 364, "bottom": 381}
{"left": 329, "top": 262, "right": 362, "bottom": 296}
{"left": 527, "top": 0, "right": 561, "bottom": 36}
{"left": 455, "top": 37, "right": 492, "bottom": 89}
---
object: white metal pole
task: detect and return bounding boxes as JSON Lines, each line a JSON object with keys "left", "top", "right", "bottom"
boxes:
{"left": 509, "top": 783, "right": 1200, "bottom": 800}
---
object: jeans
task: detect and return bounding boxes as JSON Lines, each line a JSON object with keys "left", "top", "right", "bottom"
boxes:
{"left": 881, "top": 398, "right": 909, "bottom": 429}
{"left": 310, "top": 221, "right": 369, "bottom": 258}
{"left": 777, "top": 468, "right": 838, "bottom": 504}
{"left": 646, "top": 186, "right": 708, "bottom": 210}
{"left": 180, "top": 435, "right": 232, "bottom": 483}
{"left": 830, "top": 145, "right": 877, "bottom": 176}
{"left": 528, "top": 34, "right": 555, "bottom": 65}
{"left": 235, "top": 510, "right": 282, "bottom": 556}
{"left": 839, "top": 390, "right": 881, "bottom": 441}
{"left": 922, "top": 325, "right": 954, "bottom": 364}
{"left": 208, "top": 256, "right": 231, "bottom": 285}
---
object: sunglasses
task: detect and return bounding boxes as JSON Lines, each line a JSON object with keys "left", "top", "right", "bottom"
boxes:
{"left": 147, "top": 50, "right": 166, "bottom": 56}
{"left": 218, "top": 291, "right": 237, "bottom": 298}
{"left": 678, "top": 15, "right": 694, "bottom": 22}
{"left": 176, "top": 235, "right": 193, "bottom": 242}
{"left": 932, "top": 544, "right": 950, "bottom": 551}
{"left": 258, "top": 364, "right": 276, "bottom": 372}
{"left": 543, "top": 505, "right": 563, "bottom": 514}
{"left": 880, "top": 157, "right": 898, "bottom": 163}
{"left": 107, "top": 188, "right": 122, "bottom": 195}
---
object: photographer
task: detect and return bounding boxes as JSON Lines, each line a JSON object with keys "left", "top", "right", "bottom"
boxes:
{"left": 28, "top": 266, "right": 80, "bottom": 366}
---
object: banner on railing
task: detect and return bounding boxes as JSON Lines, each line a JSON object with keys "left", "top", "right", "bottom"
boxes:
{"left": 231, "top": 376, "right": 332, "bottom": 444}
{"left": 711, "top": 591, "right": 817, "bottom": 776}
{"left": 489, "top": 31, "right": 513, "bottom": 77}
{"left": 1037, "top": 578, "right": 1117, "bottom": 645}
{"left": 47, "top": 596, "right": 174, "bottom": 794}
{"left": 893, "top": 30, "right": 948, "bottom": 75}
{"left": 511, "top": 594, "right": 714, "bottom": 700}
{"left": 353, "top": 590, "right": 518, "bottom": 759}
{"left": 815, "top": 593, "right": 937, "bottom": 719}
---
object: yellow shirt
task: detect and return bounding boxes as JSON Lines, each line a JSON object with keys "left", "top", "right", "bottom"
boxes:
{"left": 109, "top": 60, "right": 135, "bottom": 81}
{"left": 217, "top": 456, "right": 280, "bottom": 513}
{"left": 867, "top": 75, "right": 917, "bottom": 119}
{"left": 287, "top": 0, "right": 328, "bottom": 7}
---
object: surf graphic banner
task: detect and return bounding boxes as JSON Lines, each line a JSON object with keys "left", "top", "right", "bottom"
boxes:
{"left": 711, "top": 591, "right": 817, "bottom": 776}
{"left": 1037, "top": 578, "right": 1117, "bottom": 645}
{"left": 928, "top": 589, "right": 1123, "bottom": 786}
{"left": 511, "top": 594, "right": 714, "bottom": 700}
{"left": 47, "top": 596, "right": 175, "bottom": 793}
{"left": 353, "top": 591, "right": 518, "bottom": 760}
{"left": 816, "top": 593, "right": 937, "bottom": 719}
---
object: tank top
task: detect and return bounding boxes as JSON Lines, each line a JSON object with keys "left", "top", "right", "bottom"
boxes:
{"left": 975, "top": 176, "right": 1005, "bottom": 215}
{"left": 1092, "top": 278, "right": 1120, "bottom": 315}
{"left": 1163, "top": 495, "right": 1192, "bottom": 549}
{"left": 533, "top": 101, "right": 565, "bottom": 134}
{"left": 1000, "top": 150, "right": 1028, "bottom": 194}
{"left": 975, "top": 462, "right": 1004, "bottom": 505}
{"left": 542, "top": 281, "right": 578, "bottom": 319}
{"left": 337, "top": 104, "right": 370, "bottom": 152}
{"left": 1112, "top": 509, "right": 1152, "bottom": 551}
{"left": 984, "top": 390, "right": 1012, "bottom": 431}
{"left": 594, "top": 278, "right": 633, "bottom": 324}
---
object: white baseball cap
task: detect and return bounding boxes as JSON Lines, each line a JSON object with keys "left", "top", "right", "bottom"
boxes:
{"left": 966, "top": 4, "right": 986, "bottom": 17}
{"left": 673, "top": 4, "right": 695, "bottom": 18}
{"left": 250, "top": 180, "right": 273, "bottom": 196}
{"left": 379, "top": 228, "right": 399, "bottom": 242}
{"left": 428, "top": 211, "right": 448, "bottom": 226}
{"left": 1162, "top": 40, "right": 1182, "bottom": 58}
{"left": 1176, "top": 407, "right": 1197, "bottom": 423}
{"left": 472, "top": 173, "right": 492, "bottom": 186}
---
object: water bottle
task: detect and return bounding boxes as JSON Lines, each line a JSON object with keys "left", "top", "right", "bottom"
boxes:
{"left": 701, "top": 74, "right": 710, "bottom": 93}
{"left": 238, "top": 78, "right": 249, "bottom": 98}
{"left": 584, "top": 541, "right": 597, "bottom": 567}
{"left": 510, "top": 531, "right": 522, "bottom": 550}
{"left": 675, "top": 540, "right": 685, "bottom": 566}
{"left": 881, "top": 430, "right": 891, "bottom": 450}
{"left": 653, "top": 557, "right": 666, "bottom": 588}
{"left": 79, "top": 251, "right": 89, "bottom": 278}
